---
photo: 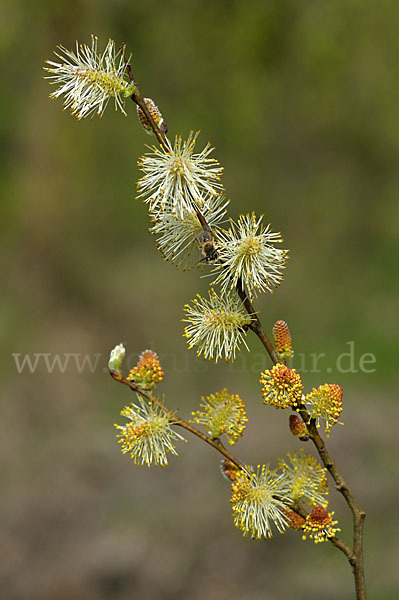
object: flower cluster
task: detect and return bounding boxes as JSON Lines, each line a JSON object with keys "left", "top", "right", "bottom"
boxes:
{"left": 211, "top": 213, "right": 288, "bottom": 300}
{"left": 230, "top": 465, "right": 290, "bottom": 539}
{"left": 44, "top": 36, "right": 135, "bottom": 119}
{"left": 306, "top": 384, "right": 343, "bottom": 437}
{"left": 278, "top": 450, "right": 329, "bottom": 507}
{"left": 260, "top": 363, "right": 304, "bottom": 409}
{"left": 273, "top": 320, "right": 294, "bottom": 360}
{"left": 183, "top": 289, "right": 252, "bottom": 362}
{"left": 302, "top": 505, "right": 340, "bottom": 544}
{"left": 137, "top": 131, "right": 223, "bottom": 217}
{"left": 128, "top": 350, "right": 164, "bottom": 389}
{"left": 150, "top": 193, "right": 228, "bottom": 270}
{"left": 114, "top": 396, "right": 185, "bottom": 467}
{"left": 191, "top": 388, "right": 248, "bottom": 445}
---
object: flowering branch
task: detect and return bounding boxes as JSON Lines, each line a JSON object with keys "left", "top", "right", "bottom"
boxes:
{"left": 109, "top": 366, "right": 352, "bottom": 559}
{"left": 124, "top": 82, "right": 282, "bottom": 365}
{"left": 238, "top": 294, "right": 365, "bottom": 594}
{"left": 45, "top": 36, "right": 367, "bottom": 599}
{"left": 123, "top": 61, "right": 282, "bottom": 366}
{"left": 109, "top": 369, "right": 245, "bottom": 470}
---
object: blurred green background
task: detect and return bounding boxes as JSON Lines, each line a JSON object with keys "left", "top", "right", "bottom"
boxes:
{"left": 1, "top": 1, "right": 398, "bottom": 599}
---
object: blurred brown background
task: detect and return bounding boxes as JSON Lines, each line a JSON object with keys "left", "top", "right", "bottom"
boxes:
{"left": 1, "top": 1, "right": 398, "bottom": 599}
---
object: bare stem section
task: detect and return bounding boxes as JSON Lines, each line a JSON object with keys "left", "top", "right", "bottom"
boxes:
{"left": 236, "top": 281, "right": 280, "bottom": 365}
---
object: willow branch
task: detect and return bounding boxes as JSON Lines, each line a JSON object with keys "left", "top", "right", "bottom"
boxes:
{"left": 110, "top": 369, "right": 352, "bottom": 558}
{"left": 124, "top": 70, "right": 366, "bottom": 598}
{"left": 109, "top": 369, "right": 245, "bottom": 470}
{"left": 123, "top": 67, "right": 280, "bottom": 368}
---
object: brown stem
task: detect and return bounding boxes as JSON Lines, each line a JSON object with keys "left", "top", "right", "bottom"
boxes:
{"left": 122, "top": 51, "right": 169, "bottom": 151}
{"left": 235, "top": 280, "right": 280, "bottom": 365}
{"left": 329, "top": 535, "right": 353, "bottom": 558}
{"left": 297, "top": 407, "right": 367, "bottom": 599}
{"left": 131, "top": 88, "right": 169, "bottom": 151}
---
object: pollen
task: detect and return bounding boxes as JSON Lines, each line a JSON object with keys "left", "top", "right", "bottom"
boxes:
{"left": 137, "top": 131, "right": 224, "bottom": 217}
{"left": 278, "top": 449, "right": 329, "bottom": 507}
{"left": 302, "top": 505, "right": 340, "bottom": 543}
{"left": 210, "top": 213, "right": 288, "bottom": 301}
{"left": 260, "top": 363, "right": 304, "bottom": 409}
{"left": 191, "top": 388, "right": 248, "bottom": 445}
{"left": 239, "top": 235, "right": 262, "bottom": 256}
{"left": 230, "top": 465, "right": 290, "bottom": 539}
{"left": 128, "top": 349, "right": 164, "bottom": 389}
{"left": 44, "top": 36, "right": 134, "bottom": 119}
{"left": 169, "top": 156, "right": 186, "bottom": 177}
{"left": 305, "top": 383, "right": 343, "bottom": 437}
{"left": 115, "top": 396, "right": 186, "bottom": 467}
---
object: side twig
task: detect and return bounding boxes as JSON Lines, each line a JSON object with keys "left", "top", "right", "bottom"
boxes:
{"left": 110, "top": 369, "right": 353, "bottom": 559}
{"left": 110, "top": 369, "right": 245, "bottom": 470}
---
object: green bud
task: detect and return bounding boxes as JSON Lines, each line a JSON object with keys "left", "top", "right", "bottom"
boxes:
{"left": 108, "top": 343, "right": 125, "bottom": 373}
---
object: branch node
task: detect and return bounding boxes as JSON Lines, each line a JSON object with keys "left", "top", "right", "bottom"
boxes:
{"left": 349, "top": 555, "right": 357, "bottom": 568}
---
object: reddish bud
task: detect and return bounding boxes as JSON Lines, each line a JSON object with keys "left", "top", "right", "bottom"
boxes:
{"left": 289, "top": 414, "right": 309, "bottom": 441}
{"left": 137, "top": 98, "right": 164, "bottom": 134}
{"left": 282, "top": 508, "right": 305, "bottom": 530}
{"left": 220, "top": 459, "right": 241, "bottom": 482}
{"left": 273, "top": 320, "right": 294, "bottom": 359}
